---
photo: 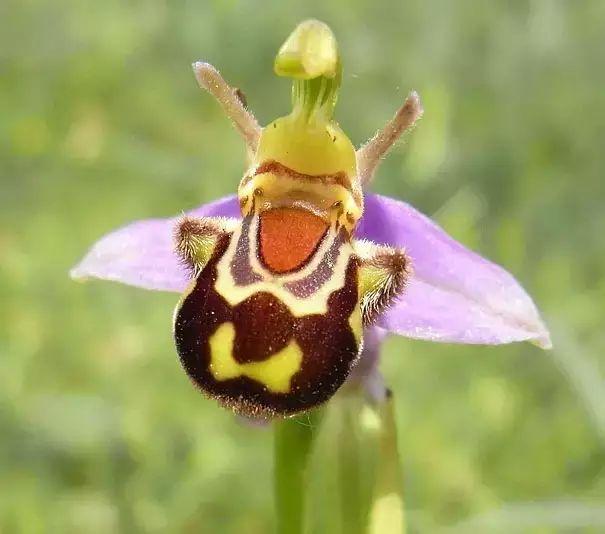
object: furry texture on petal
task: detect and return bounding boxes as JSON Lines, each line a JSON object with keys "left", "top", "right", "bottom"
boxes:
{"left": 357, "top": 194, "right": 551, "bottom": 348}
{"left": 70, "top": 196, "right": 240, "bottom": 292}
{"left": 71, "top": 191, "right": 550, "bottom": 348}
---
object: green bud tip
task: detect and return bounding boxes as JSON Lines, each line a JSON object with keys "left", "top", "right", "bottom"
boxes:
{"left": 274, "top": 19, "right": 342, "bottom": 123}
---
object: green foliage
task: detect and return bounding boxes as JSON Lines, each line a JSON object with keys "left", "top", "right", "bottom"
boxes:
{"left": 303, "top": 392, "right": 405, "bottom": 534}
{"left": 274, "top": 391, "right": 405, "bottom": 534}
{"left": 1, "top": 0, "right": 604, "bottom": 532}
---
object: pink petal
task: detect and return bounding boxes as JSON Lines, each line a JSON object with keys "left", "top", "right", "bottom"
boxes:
{"left": 71, "top": 191, "right": 550, "bottom": 348}
{"left": 357, "top": 194, "right": 551, "bottom": 348}
{"left": 70, "top": 196, "right": 240, "bottom": 292}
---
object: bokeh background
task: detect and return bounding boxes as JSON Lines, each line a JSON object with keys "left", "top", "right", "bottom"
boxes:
{"left": 2, "top": 1, "right": 604, "bottom": 532}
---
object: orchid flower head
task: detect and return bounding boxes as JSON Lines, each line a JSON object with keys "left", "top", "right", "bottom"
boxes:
{"left": 71, "top": 20, "right": 551, "bottom": 417}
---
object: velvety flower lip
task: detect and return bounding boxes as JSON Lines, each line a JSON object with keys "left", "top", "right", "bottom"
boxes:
{"left": 70, "top": 193, "right": 551, "bottom": 349}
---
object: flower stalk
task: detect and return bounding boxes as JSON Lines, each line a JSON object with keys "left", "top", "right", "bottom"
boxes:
{"left": 273, "top": 410, "right": 323, "bottom": 534}
{"left": 275, "top": 387, "right": 406, "bottom": 533}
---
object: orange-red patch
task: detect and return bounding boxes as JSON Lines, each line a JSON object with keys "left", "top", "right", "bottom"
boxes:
{"left": 259, "top": 208, "right": 328, "bottom": 273}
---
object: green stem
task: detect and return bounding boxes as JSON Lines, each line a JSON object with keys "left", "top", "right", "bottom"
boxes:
{"left": 339, "top": 403, "right": 364, "bottom": 534}
{"left": 273, "top": 411, "right": 322, "bottom": 534}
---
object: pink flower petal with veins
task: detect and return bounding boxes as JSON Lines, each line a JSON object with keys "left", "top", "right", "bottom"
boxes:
{"left": 71, "top": 193, "right": 550, "bottom": 347}
{"left": 70, "top": 196, "right": 240, "bottom": 292}
{"left": 357, "top": 194, "right": 551, "bottom": 348}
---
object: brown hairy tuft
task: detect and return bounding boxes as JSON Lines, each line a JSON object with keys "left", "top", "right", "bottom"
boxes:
{"left": 174, "top": 217, "right": 221, "bottom": 274}
{"left": 362, "top": 248, "right": 412, "bottom": 326}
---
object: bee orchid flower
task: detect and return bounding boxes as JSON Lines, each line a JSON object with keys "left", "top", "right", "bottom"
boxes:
{"left": 71, "top": 20, "right": 551, "bottom": 418}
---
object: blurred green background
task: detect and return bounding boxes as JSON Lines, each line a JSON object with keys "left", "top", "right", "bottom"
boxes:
{"left": 1, "top": 0, "right": 604, "bottom": 532}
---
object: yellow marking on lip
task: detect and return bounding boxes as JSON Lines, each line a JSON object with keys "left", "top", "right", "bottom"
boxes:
{"left": 215, "top": 217, "right": 355, "bottom": 316}
{"left": 348, "top": 303, "right": 363, "bottom": 344}
{"left": 238, "top": 172, "right": 362, "bottom": 226}
{"left": 208, "top": 322, "right": 303, "bottom": 393}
